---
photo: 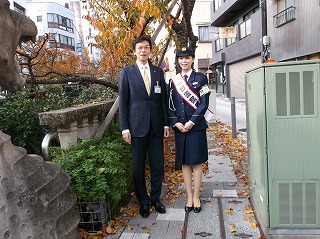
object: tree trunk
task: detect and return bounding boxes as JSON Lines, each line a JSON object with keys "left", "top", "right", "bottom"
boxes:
{"left": 171, "top": 0, "right": 198, "bottom": 74}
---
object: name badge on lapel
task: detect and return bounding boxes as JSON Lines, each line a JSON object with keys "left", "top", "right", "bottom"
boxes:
{"left": 154, "top": 81, "right": 161, "bottom": 93}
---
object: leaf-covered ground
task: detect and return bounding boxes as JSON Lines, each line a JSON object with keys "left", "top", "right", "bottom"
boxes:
{"left": 79, "top": 121, "right": 254, "bottom": 238}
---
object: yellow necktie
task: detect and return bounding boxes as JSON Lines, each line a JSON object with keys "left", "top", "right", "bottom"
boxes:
{"left": 143, "top": 66, "right": 150, "bottom": 95}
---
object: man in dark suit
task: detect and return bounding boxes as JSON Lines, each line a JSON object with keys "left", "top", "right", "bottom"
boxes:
{"left": 119, "top": 35, "right": 170, "bottom": 218}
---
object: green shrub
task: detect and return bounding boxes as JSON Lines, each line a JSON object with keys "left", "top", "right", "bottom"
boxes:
{"left": 73, "top": 84, "right": 116, "bottom": 105}
{"left": 51, "top": 123, "right": 133, "bottom": 202}
{"left": 0, "top": 90, "right": 47, "bottom": 154}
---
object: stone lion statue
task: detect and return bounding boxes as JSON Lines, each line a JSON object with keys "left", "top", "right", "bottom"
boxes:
{"left": 0, "top": 0, "right": 37, "bottom": 92}
{"left": 0, "top": 1, "right": 81, "bottom": 238}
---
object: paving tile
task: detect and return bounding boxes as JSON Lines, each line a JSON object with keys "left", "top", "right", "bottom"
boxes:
{"left": 119, "top": 232, "right": 149, "bottom": 239}
{"left": 149, "top": 235, "right": 181, "bottom": 239}
{"left": 212, "top": 189, "right": 238, "bottom": 197}
{"left": 203, "top": 155, "right": 237, "bottom": 183}
{"left": 167, "top": 221, "right": 184, "bottom": 235}
{"left": 169, "top": 196, "right": 186, "bottom": 209}
{"left": 127, "top": 219, "right": 169, "bottom": 228}
{"left": 156, "top": 208, "right": 185, "bottom": 221}
{"left": 146, "top": 225, "right": 168, "bottom": 234}
{"left": 223, "top": 181, "right": 246, "bottom": 190}
{"left": 186, "top": 198, "right": 221, "bottom": 239}
{"left": 221, "top": 197, "right": 261, "bottom": 239}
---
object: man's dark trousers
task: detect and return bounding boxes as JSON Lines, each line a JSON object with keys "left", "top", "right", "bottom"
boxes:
{"left": 131, "top": 123, "right": 164, "bottom": 206}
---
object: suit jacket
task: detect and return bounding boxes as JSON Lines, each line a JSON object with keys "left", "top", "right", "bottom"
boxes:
{"left": 119, "top": 62, "right": 169, "bottom": 137}
{"left": 168, "top": 71, "right": 210, "bottom": 131}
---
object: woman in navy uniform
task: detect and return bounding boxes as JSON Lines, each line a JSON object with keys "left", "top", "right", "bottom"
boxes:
{"left": 168, "top": 47, "right": 210, "bottom": 213}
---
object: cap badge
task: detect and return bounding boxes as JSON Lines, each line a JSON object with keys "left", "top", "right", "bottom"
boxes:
{"left": 182, "top": 47, "right": 186, "bottom": 51}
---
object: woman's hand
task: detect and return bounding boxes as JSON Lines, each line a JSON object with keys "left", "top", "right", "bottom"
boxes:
{"left": 175, "top": 122, "right": 187, "bottom": 133}
{"left": 184, "top": 121, "right": 194, "bottom": 132}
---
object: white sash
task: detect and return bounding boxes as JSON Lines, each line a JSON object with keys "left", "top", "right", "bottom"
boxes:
{"left": 171, "top": 73, "right": 199, "bottom": 110}
{"left": 171, "top": 73, "right": 214, "bottom": 122}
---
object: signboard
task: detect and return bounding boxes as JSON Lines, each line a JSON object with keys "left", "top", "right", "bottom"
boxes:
{"left": 219, "top": 27, "right": 236, "bottom": 38}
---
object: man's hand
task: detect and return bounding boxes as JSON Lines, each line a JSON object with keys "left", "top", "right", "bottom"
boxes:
{"left": 122, "top": 132, "right": 131, "bottom": 144}
{"left": 164, "top": 128, "right": 170, "bottom": 138}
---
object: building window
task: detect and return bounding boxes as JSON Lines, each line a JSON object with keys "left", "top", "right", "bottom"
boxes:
{"left": 48, "top": 33, "right": 75, "bottom": 51}
{"left": 226, "top": 24, "right": 236, "bottom": 46}
{"left": 77, "top": 43, "right": 83, "bottom": 55}
{"left": 226, "top": 37, "right": 236, "bottom": 46}
{"left": 274, "top": 0, "right": 295, "bottom": 27}
{"left": 199, "top": 26, "right": 209, "bottom": 42}
{"left": 239, "top": 14, "right": 251, "bottom": 39}
{"left": 215, "top": 38, "right": 223, "bottom": 52}
{"left": 214, "top": 0, "right": 222, "bottom": 11}
{"left": 37, "top": 16, "right": 42, "bottom": 22}
{"left": 278, "top": 0, "right": 294, "bottom": 11}
{"left": 13, "top": 2, "right": 25, "bottom": 14}
{"left": 47, "top": 13, "right": 74, "bottom": 33}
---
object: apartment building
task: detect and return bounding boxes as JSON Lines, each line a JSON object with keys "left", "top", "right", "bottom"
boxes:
{"left": 211, "top": 0, "right": 262, "bottom": 98}
{"left": 27, "top": 0, "right": 77, "bottom": 51}
{"left": 191, "top": 0, "right": 216, "bottom": 81}
{"left": 9, "top": 0, "right": 27, "bottom": 14}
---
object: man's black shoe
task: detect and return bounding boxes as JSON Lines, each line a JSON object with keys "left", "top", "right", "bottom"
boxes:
{"left": 151, "top": 201, "right": 166, "bottom": 214}
{"left": 139, "top": 204, "right": 150, "bottom": 218}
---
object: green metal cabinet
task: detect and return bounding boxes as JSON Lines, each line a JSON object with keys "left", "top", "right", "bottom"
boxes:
{"left": 246, "top": 60, "right": 320, "bottom": 235}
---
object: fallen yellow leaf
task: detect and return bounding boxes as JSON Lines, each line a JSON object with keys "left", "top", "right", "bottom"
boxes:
{"left": 224, "top": 209, "right": 234, "bottom": 215}
{"left": 142, "top": 227, "right": 150, "bottom": 232}
{"left": 230, "top": 223, "right": 236, "bottom": 233}
{"left": 106, "top": 225, "right": 113, "bottom": 234}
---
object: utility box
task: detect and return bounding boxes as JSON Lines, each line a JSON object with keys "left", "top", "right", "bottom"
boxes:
{"left": 246, "top": 60, "right": 320, "bottom": 236}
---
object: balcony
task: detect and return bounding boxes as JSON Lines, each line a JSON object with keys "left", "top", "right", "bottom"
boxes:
{"left": 273, "top": 6, "right": 296, "bottom": 28}
{"left": 212, "top": 0, "right": 256, "bottom": 26}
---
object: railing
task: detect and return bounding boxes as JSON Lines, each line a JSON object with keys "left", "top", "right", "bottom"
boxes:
{"left": 273, "top": 6, "right": 296, "bottom": 28}
{"left": 38, "top": 99, "right": 116, "bottom": 159}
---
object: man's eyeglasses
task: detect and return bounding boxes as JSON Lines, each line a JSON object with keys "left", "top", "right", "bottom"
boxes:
{"left": 136, "top": 45, "right": 151, "bottom": 51}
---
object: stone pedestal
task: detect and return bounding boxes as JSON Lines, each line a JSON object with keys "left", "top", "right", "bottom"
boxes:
{"left": 77, "top": 118, "right": 90, "bottom": 139}
{"left": 58, "top": 122, "right": 78, "bottom": 149}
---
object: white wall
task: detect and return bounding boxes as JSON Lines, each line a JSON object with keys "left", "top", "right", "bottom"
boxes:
{"left": 191, "top": 0, "right": 215, "bottom": 72}
{"left": 69, "top": 1, "right": 101, "bottom": 61}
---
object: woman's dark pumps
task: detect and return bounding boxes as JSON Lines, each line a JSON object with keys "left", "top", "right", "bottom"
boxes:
{"left": 193, "top": 199, "right": 202, "bottom": 213}
{"left": 193, "top": 205, "right": 201, "bottom": 213}
{"left": 185, "top": 205, "right": 193, "bottom": 213}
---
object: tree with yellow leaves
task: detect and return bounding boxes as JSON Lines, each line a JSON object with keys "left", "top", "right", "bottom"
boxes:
{"left": 16, "top": 0, "right": 171, "bottom": 91}
{"left": 17, "top": 34, "right": 119, "bottom": 91}
{"left": 17, "top": 0, "right": 198, "bottom": 91}
{"left": 84, "top": 0, "right": 169, "bottom": 78}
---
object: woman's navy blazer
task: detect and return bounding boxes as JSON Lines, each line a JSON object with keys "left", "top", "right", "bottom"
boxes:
{"left": 168, "top": 71, "right": 210, "bottom": 131}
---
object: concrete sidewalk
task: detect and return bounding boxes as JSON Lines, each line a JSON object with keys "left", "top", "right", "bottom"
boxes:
{"left": 107, "top": 122, "right": 263, "bottom": 239}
